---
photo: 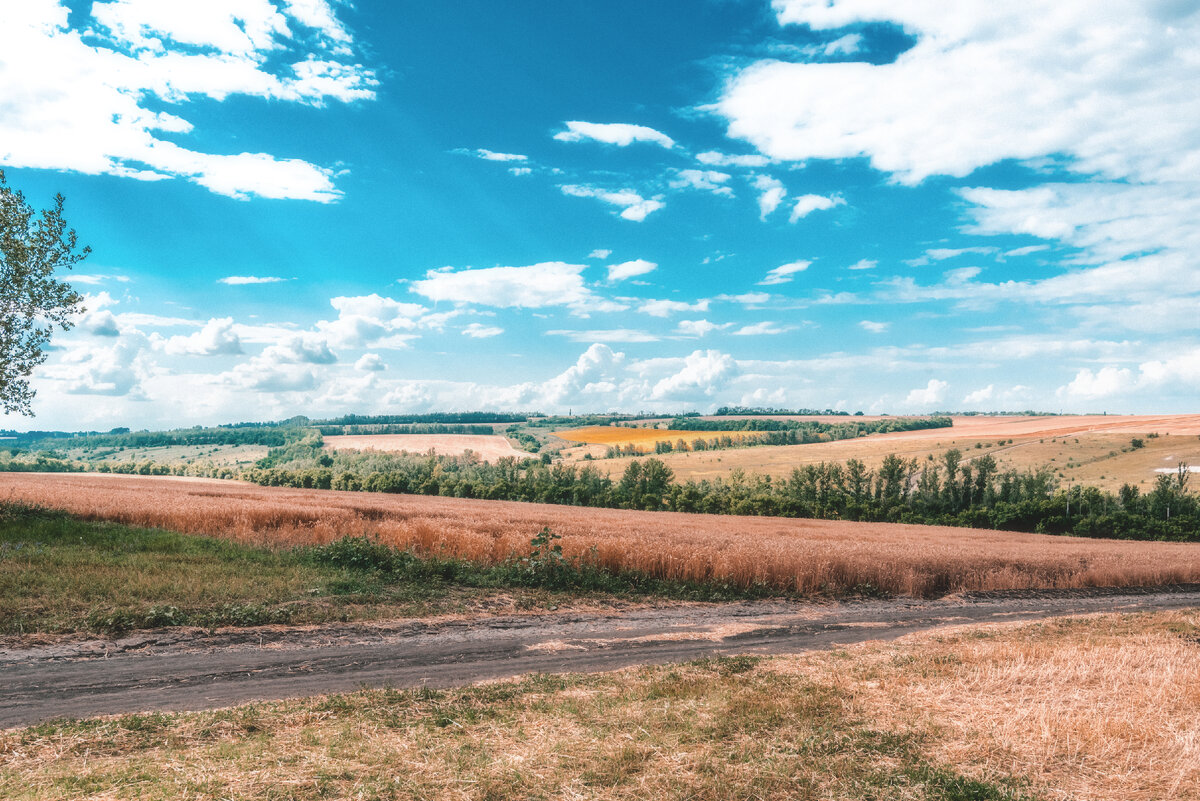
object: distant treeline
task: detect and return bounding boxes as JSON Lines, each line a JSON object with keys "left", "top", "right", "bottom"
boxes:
{"left": 3, "top": 440, "right": 1198, "bottom": 541}
{"left": 20, "top": 425, "right": 313, "bottom": 451}
{"left": 313, "top": 413, "right": 528, "bottom": 426}
{"left": 713, "top": 406, "right": 858, "bottom": 416}
{"left": 665, "top": 415, "right": 952, "bottom": 434}
{"left": 320, "top": 424, "right": 497, "bottom": 436}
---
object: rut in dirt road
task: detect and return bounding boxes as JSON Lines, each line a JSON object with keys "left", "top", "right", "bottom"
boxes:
{"left": 2, "top": 586, "right": 1199, "bottom": 729}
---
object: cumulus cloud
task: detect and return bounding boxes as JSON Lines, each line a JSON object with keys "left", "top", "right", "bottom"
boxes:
{"left": 752, "top": 175, "right": 786, "bottom": 219}
{"left": 160, "top": 317, "right": 243, "bottom": 356}
{"left": 859, "top": 320, "right": 889, "bottom": 334}
{"left": 0, "top": 0, "right": 376, "bottom": 201}
{"left": 606, "top": 259, "right": 657, "bottom": 282}
{"left": 588, "top": 249, "right": 612, "bottom": 260}
{"left": 963, "top": 384, "right": 994, "bottom": 405}
{"left": 462, "top": 323, "right": 504, "bottom": 338}
{"left": 638, "top": 299, "right": 710, "bottom": 318}
{"left": 554, "top": 121, "right": 675, "bottom": 149}
{"left": 848, "top": 259, "right": 877, "bottom": 271}
{"left": 411, "top": 262, "right": 622, "bottom": 314}
{"left": 316, "top": 294, "right": 427, "bottom": 349}
{"left": 904, "top": 379, "right": 948, "bottom": 407}
{"left": 355, "top": 353, "right": 386, "bottom": 371}
{"left": 696, "top": 151, "right": 770, "bottom": 168}
{"left": 560, "top": 185, "right": 665, "bottom": 221}
{"left": 731, "top": 321, "right": 794, "bottom": 336}
{"left": 218, "top": 275, "right": 290, "bottom": 285}
{"left": 758, "top": 259, "right": 810, "bottom": 286}
{"left": 548, "top": 329, "right": 659, "bottom": 344}
{"left": 789, "top": 193, "right": 844, "bottom": 222}
{"left": 650, "top": 350, "right": 737, "bottom": 400}
{"left": 675, "top": 319, "right": 729, "bottom": 338}
{"left": 670, "top": 169, "right": 734, "bottom": 197}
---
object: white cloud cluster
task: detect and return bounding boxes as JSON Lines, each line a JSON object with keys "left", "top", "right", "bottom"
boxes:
{"left": 554, "top": 121, "right": 675, "bottom": 149}
{"left": 411, "top": 262, "right": 622, "bottom": 314}
{"left": 752, "top": 175, "right": 786, "bottom": 219}
{"left": 560, "top": 184, "right": 665, "bottom": 221}
{"left": 789, "top": 193, "right": 844, "bottom": 222}
{"left": 0, "top": 0, "right": 376, "bottom": 200}
{"left": 606, "top": 259, "right": 657, "bottom": 282}
{"left": 758, "top": 259, "right": 810, "bottom": 286}
{"left": 218, "top": 275, "right": 289, "bottom": 285}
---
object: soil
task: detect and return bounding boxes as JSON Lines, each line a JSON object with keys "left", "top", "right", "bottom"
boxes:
{"left": 2, "top": 586, "right": 1198, "bottom": 729}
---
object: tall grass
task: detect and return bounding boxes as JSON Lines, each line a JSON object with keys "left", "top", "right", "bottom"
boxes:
{"left": 4, "top": 473, "right": 1200, "bottom": 597}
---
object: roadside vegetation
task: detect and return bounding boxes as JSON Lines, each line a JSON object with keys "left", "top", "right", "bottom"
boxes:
{"left": 0, "top": 504, "right": 766, "bottom": 636}
{"left": 4, "top": 610, "right": 1196, "bottom": 800}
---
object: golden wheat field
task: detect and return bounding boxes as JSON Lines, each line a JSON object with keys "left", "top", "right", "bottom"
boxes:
{"left": 5, "top": 473, "right": 1200, "bottom": 598}
{"left": 555, "top": 425, "right": 756, "bottom": 451}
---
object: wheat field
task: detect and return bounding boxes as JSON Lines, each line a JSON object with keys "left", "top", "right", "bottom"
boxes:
{"left": 5, "top": 473, "right": 1199, "bottom": 598}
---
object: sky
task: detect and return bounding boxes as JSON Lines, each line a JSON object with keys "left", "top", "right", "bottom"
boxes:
{"left": 2, "top": 0, "right": 1200, "bottom": 430}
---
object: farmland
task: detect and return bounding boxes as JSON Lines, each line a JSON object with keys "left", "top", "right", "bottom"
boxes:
{"left": 323, "top": 433, "right": 531, "bottom": 460}
{"left": 565, "top": 414, "right": 1200, "bottom": 491}
{"left": 3, "top": 610, "right": 1197, "bottom": 800}
{"left": 5, "top": 473, "right": 1200, "bottom": 598}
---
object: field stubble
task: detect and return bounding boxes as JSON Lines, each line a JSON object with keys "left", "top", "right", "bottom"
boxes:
{"left": 4, "top": 473, "right": 1200, "bottom": 598}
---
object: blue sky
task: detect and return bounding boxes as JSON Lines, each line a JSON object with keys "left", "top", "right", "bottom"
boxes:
{"left": 3, "top": 0, "right": 1199, "bottom": 429}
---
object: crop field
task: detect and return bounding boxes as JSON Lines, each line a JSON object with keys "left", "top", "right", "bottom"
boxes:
{"left": 323, "top": 434, "right": 530, "bottom": 460}
{"left": 5, "top": 473, "right": 1200, "bottom": 598}
{"left": 572, "top": 415, "right": 1200, "bottom": 491}
{"left": 49, "top": 443, "right": 270, "bottom": 467}
{"left": 555, "top": 425, "right": 756, "bottom": 447}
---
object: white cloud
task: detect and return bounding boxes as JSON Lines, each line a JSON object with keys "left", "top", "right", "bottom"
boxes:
{"left": 1058, "top": 367, "right": 1135, "bottom": 401}
{"left": 218, "top": 275, "right": 289, "bottom": 285}
{"left": 859, "top": 320, "right": 889, "bottom": 334}
{"left": 752, "top": 175, "right": 786, "bottom": 219}
{"left": 670, "top": 169, "right": 734, "bottom": 197}
{"left": 43, "top": 333, "right": 152, "bottom": 398}
{"left": 560, "top": 185, "right": 665, "bottom": 221}
{"left": 588, "top": 249, "right": 612, "bottom": 260}
{"left": 963, "top": 384, "right": 994, "bottom": 405}
{"left": 718, "top": 2, "right": 1200, "bottom": 186}
{"left": 731, "top": 322, "right": 794, "bottom": 336}
{"left": 789, "top": 193, "right": 844, "bottom": 222}
{"left": 554, "top": 121, "right": 674, "bottom": 149}
{"left": 675, "top": 319, "right": 729, "bottom": 338}
{"left": 650, "top": 350, "right": 737, "bottom": 400}
{"left": 0, "top": 0, "right": 375, "bottom": 201}
{"left": 696, "top": 151, "right": 770, "bottom": 168}
{"left": 607, "top": 259, "right": 657, "bottom": 282}
{"left": 316, "top": 294, "right": 427, "bottom": 349}
{"left": 470, "top": 148, "right": 528, "bottom": 162}
{"left": 925, "top": 246, "right": 996, "bottom": 261}
{"left": 717, "top": 292, "right": 771, "bottom": 306}
{"left": 848, "top": 259, "right": 877, "bottom": 271}
{"left": 548, "top": 329, "right": 659, "bottom": 344}
{"left": 411, "top": 262, "right": 619, "bottom": 313}
{"left": 904, "top": 379, "right": 948, "bottom": 407}
{"left": 355, "top": 353, "right": 386, "bottom": 372}
{"left": 160, "top": 317, "right": 243, "bottom": 356}
{"left": 462, "top": 323, "right": 504, "bottom": 338}
{"left": 758, "top": 259, "right": 810, "bottom": 286}
{"left": 638, "top": 299, "right": 710, "bottom": 318}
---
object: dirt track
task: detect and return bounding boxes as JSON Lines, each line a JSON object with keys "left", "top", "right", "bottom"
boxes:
{"left": 3, "top": 587, "right": 1198, "bottom": 729}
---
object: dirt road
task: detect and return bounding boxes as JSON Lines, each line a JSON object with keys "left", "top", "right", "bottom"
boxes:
{"left": 3, "top": 587, "right": 1198, "bottom": 729}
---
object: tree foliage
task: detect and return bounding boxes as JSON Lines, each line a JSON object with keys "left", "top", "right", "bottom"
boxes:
{"left": 0, "top": 171, "right": 87, "bottom": 415}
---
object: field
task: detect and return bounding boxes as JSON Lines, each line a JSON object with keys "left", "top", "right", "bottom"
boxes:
{"left": 50, "top": 443, "right": 269, "bottom": 467}
{"left": 4, "top": 610, "right": 1197, "bottom": 800}
{"left": 556, "top": 425, "right": 756, "bottom": 450}
{"left": 5, "top": 473, "right": 1200, "bottom": 597}
{"left": 323, "top": 434, "right": 530, "bottom": 460}
{"left": 566, "top": 415, "right": 1200, "bottom": 491}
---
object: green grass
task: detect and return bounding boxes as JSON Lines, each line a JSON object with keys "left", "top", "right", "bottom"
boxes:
{"left": 0, "top": 505, "right": 781, "bottom": 636}
{"left": 0, "top": 655, "right": 1042, "bottom": 800}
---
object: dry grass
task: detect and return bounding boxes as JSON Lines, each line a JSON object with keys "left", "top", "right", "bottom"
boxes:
{"left": 3, "top": 611, "right": 1196, "bottom": 800}
{"left": 5, "top": 473, "right": 1200, "bottom": 598}
{"left": 556, "top": 425, "right": 756, "bottom": 450}
{"left": 323, "top": 434, "right": 531, "bottom": 460}
{"left": 570, "top": 420, "right": 1200, "bottom": 492}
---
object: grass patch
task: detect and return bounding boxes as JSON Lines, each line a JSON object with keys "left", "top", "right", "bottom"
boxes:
{"left": 0, "top": 505, "right": 783, "bottom": 635}
{"left": 0, "top": 652, "right": 1042, "bottom": 801}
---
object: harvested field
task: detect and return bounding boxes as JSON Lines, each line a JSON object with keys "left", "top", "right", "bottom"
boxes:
{"left": 572, "top": 416, "right": 1200, "bottom": 491}
{"left": 556, "top": 425, "right": 756, "bottom": 452}
{"left": 323, "top": 434, "right": 530, "bottom": 460}
{"left": 5, "top": 473, "right": 1200, "bottom": 598}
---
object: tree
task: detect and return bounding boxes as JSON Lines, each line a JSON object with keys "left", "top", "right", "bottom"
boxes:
{"left": 1, "top": 170, "right": 88, "bottom": 415}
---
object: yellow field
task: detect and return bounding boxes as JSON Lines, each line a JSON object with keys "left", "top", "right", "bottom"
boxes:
{"left": 565, "top": 416, "right": 1200, "bottom": 492}
{"left": 556, "top": 425, "right": 754, "bottom": 450}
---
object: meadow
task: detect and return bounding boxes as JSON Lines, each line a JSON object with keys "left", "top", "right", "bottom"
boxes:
{"left": 5, "top": 473, "right": 1200, "bottom": 598}
{"left": 4, "top": 610, "right": 1196, "bottom": 800}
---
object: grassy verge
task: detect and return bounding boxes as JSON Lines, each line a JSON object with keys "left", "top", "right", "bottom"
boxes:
{"left": 0, "top": 505, "right": 778, "bottom": 636}
{"left": 5, "top": 611, "right": 1196, "bottom": 800}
